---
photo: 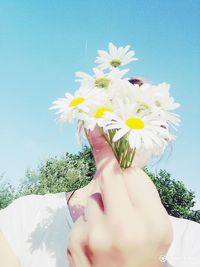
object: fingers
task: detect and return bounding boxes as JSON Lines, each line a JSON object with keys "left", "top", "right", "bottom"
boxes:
{"left": 84, "top": 181, "right": 113, "bottom": 251}
{"left": 86, "top": 196, "right": 113, "bottom": 252}
{"left": 67, "top": 248, "right": 76, "bottom": 267}
{"left": 87, "top": 127, "right": 119, "bottom": 171}
{"left": 84, "top": 181, "right": 105, "bottom": 225}
{"left": 124, "top": 168, "right": 161, "bottom": 206}
{"left": 87, "top": 127, "right": 136, "bottom": 223}
{"left": 97, "top": 165, "right": 137, "bottom": 225}
{"left": 68, "top": 217, "right": 91, "bottom": 267}
{"left": 123, "top": 168, "right": 169, "bottom": 218}
{"left": 67, "top": 184, "right": 106, "bottom": 267}
{"left": 68, "top": 181, "right": 111, "bottom": 266}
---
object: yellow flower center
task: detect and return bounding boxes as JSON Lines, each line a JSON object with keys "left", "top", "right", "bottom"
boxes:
{"left": 69, "top": 97, "right": 85, "bottom": 107}
{"left": 95, "top": 107, "right": 112, "bottom": 118}
{"left": 95, "top": 77, "right": 111, "bottom": 88}
{"left": 110, "top": 59, "right": 121, "bottom": 67}
{"left": 126, "top": 117, "right": 145, "bottom": 129}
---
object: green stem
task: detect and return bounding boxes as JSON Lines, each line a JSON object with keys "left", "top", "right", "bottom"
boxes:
{"left": 84, "top": 125, "right": 136, "bottom": 169}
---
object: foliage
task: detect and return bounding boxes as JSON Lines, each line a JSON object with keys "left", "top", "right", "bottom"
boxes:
{"left": 145, "top": 169, "right": 198, "bottom": 221}
{"left": 187, "top": 210, "right": 200, "bottom": 223}
{"left": 0, "top": 175, "right": 16, "bottom": 209}
{"left": 16, "top": 146, "right": 96, "bottom": 197}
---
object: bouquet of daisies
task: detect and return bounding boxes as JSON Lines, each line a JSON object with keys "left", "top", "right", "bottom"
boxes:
{"left": 50, "top": 43, "right": 180, "bottom": 168}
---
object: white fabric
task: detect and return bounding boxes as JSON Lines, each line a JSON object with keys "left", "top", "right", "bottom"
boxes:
{"left": 0, "top": 192, "right": 199, "bottom": 267}
{"left": 0, "top": 192, "right": 73, "bottom": 267}
{"left": 166, "top": 215, "right": 200, "bottom": 266}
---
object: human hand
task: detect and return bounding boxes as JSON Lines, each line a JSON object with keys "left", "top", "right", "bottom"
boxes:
{"left": 67, "top": 128, "right": 173, "bottom": 267}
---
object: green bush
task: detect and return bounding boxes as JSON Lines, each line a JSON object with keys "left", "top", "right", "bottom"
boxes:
{"left": 16, "top": 146, "right": 95, "bottom": 197}
{"left": 0, "top": 175, "right": 16, "bottom": 209}
{"left": 146, "top": 169, "right": 198, "bottom": 221}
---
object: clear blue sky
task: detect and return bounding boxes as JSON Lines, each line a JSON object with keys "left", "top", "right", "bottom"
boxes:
{"left": 0, "top": 1, "right": 199, "bottom": 203}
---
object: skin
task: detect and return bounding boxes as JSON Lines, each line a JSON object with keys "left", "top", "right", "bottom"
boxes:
{"left": 0, "top": 230, "right": 21, "bottom": 267}
{"left": 67, "top": 128, "right": 173, "bottom": 267}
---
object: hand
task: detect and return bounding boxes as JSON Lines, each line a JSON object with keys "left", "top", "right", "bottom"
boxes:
{"left": 67, "top": 128, "right": 173, "bottom": 267}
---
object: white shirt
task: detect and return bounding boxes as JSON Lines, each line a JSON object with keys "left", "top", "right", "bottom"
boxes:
{"left": 0, "top": 192, "right": 200, "bottom": 267}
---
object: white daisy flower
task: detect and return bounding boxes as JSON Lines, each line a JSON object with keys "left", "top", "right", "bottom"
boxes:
{"left": 49, "top": 87, "right": 105, "bottom": 124}
{"left": 132, "top": 82, "right": 180, "bottom": 127}
{"left": 95, "top": 42, "right": 138, "bottom": 70}
{"left": 82, "top": 100, "right": 114, "bottom": 131}
{"left": 75, "top": 67, "right": 129, "bottom": 90}
{"left": 104, "top": 99, "right": 171, "bottom": 153}
{"left": 108, "top": 78, "right": 135, "bottom": 101}
{"left": 151, "top": 83, "right": 180, "bottom": 128}
{"left": 50, "top": 42, "right": 181, "bottom": 168}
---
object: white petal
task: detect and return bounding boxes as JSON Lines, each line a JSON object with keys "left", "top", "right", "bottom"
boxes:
{"left": 132, "top": 131, "right": 142, "bottom": 149}
{"left": 97, "top": 50, "right": 110, "bottom": 59}
{"left": 113, "top": 127, "right": 129, "bottom": 142}
{"left": 109, "top": 42, "right": 117, "bottom": 57}
{"left": 122, "top": 45, "right": 131, "bottom": 55}
{"left": 105, "top": 123, "right": 122, "bottom": 130}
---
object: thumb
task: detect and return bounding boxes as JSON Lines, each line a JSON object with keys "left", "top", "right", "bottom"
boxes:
{"left": 87, "top": 127, "right": 119, "bottom": 171}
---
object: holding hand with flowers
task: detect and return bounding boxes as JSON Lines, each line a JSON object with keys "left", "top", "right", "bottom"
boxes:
{"left": 50, "top": 43, "right": 180, "bottom": 168}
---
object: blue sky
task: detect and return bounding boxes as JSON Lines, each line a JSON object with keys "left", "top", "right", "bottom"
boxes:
{"left": 0, "top": 1, "right": 200, "bottom": 204}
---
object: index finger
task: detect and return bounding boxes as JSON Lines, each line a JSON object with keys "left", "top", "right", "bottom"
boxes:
{"left": 87, "top": 127, "right": 119, "bottom": 171}
{"left": 88, "top": 127, "right": 138, "bottom": 224}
